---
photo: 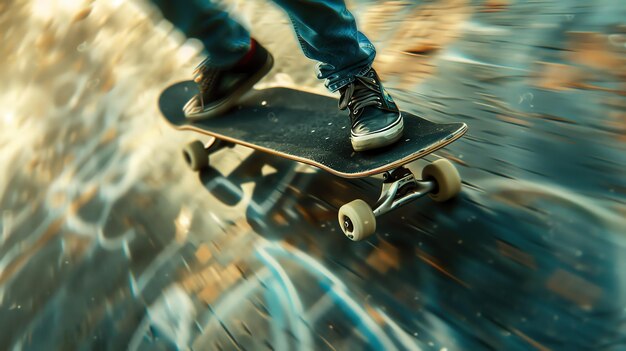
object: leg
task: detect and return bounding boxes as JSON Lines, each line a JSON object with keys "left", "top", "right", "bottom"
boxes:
{"left": 150, "top": 0, "right": 273, "bottom": 119}
{"left": 149, "top": 0, "right": 250, "bottom": 67}
{"left": 272, "top": 0, "right": 403, "bottom": 152}
{"left": 270, "top": 0, "right": 375, "bottom": 92}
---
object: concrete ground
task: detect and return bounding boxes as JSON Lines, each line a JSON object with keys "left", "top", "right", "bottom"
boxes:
{"left": 0, "top": 0, "right": 624, "bottom": 350}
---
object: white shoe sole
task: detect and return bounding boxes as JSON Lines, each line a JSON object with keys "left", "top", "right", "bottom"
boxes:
{"left": 351, "top": 113, "right": 404, "bottom": 152}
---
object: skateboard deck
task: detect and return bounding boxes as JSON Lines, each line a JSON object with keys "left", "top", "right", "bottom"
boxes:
{"left": 159, "top": 81, "right": 467, "bottom": 178}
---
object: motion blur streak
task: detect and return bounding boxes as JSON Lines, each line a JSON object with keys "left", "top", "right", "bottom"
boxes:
{"left": 0, "top": 0, "right": 625, "bottom": 350}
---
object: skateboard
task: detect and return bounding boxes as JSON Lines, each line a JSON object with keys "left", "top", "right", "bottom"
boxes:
{"left": 159, "top": 81, "right": 467, "bottom": 241}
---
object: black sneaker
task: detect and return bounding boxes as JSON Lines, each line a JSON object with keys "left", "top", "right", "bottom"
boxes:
{"left": 184, "top": 39, "right": 274, "bottom": 119}
{"left": 339, "top": 68, "right": 403, "bottom": 152}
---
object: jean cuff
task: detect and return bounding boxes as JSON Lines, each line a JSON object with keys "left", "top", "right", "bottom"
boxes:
{"left": 325, "top": 64, "right": 373, "bottom": 92}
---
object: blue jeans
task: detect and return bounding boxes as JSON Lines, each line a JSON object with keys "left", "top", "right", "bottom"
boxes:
{"left": 150, "top": 0, "right": 376, "bottom": 92}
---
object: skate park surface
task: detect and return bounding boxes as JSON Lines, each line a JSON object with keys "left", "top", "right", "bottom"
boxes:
{"left": 0, "top": 0, "right": 625, "bottom": 350}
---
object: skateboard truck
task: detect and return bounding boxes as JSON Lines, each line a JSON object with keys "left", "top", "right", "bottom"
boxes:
{"left": 204, "top": 138, "right": 235, "bottom": 153}
{"left": 182, "top": 138, "right": 235, "bottom": 171}
{"left": 373, "top": 166, "right": 436, "bottom": 217}
{"left": 338, "top": 159, "right": 461, "bottom": 241}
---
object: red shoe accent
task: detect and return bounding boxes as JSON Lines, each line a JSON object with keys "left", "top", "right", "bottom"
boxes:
{"left": 235, "top": 38, "right": 257, "bottom": 67}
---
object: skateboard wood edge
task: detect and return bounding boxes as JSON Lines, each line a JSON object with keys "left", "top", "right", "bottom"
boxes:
{"left": 170, "top": 122, "right": 467, "bottom": 178}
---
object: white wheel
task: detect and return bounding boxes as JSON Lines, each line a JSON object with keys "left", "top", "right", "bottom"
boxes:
{"left": 421, "top": 159, "right": 462, "bottom": 202}
{"left": 338, "top": 199, "right": 376, "bottom": 241}
{"left": 182, "top": 140, "right": 209, "bottom": 171}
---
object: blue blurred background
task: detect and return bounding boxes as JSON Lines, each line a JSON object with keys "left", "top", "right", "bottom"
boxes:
{"left": 0, "top": 0, "right": 624, "bottom": 350}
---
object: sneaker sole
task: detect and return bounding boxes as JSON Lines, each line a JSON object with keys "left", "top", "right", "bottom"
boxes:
{"left": 351, "top": 113, "right": 404, "bottom": 152}
{"left": 184, "top": 53, "right": 275, "bottom": 120}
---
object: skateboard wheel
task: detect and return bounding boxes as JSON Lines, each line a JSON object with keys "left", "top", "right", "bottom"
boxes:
{"left": 182, "top": 140, "right": 209, "bottom": 171}
{"left": 422, "top": 159, "right": 461, "bottom": 202}
{"left": 338, "top": 200, "right": 376, "bottom": 241}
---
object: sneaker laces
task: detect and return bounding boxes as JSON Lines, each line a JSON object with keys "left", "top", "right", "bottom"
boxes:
{"left": 339, "top": 74, "right": 383, "bottom": 117}
{"left": 192, "top": 63, "right": 219, "bottom": 108}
